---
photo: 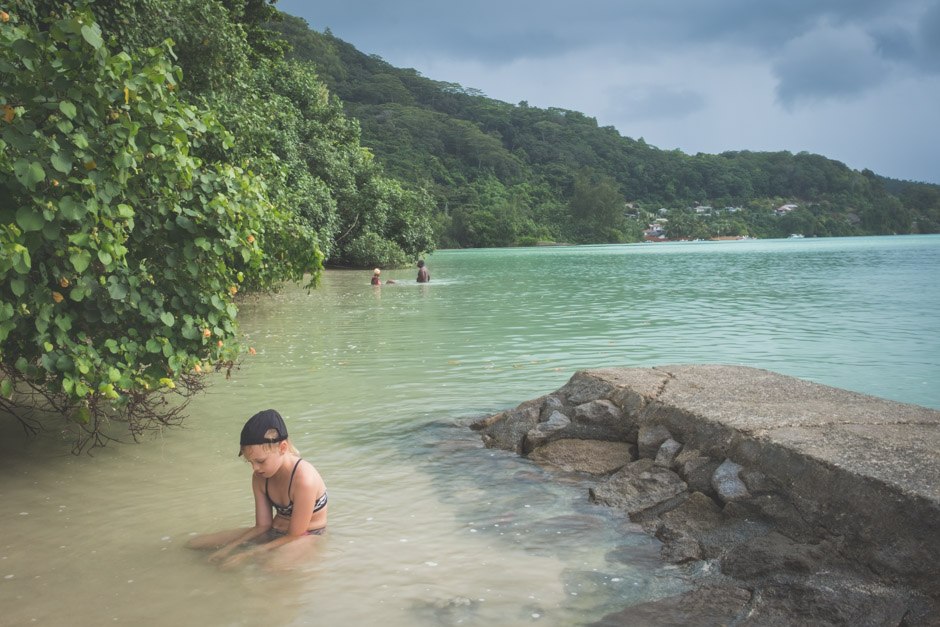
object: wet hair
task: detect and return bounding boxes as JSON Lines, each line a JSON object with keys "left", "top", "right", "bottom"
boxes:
{"left": 417, "top": 260, "right": 425, "bottom": 267}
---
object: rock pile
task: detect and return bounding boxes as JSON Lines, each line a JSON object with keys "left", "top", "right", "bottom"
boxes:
{"left": 471, "top": 365, "right": 940, "bottom": 625}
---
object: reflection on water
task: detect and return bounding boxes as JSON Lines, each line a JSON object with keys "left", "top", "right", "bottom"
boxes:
{"left": 1, "top": 236, "right": 938, "bottom": 625}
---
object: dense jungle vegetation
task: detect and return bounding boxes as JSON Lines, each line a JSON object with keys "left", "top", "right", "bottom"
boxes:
{"left": 1, "top": 0, "right": 433, "bottom": 450}
{"left": 3, "top": 1, "right": 938, "bottom": 450}
{"left": 271, "top": 13, "right": 940, "bottom": 247}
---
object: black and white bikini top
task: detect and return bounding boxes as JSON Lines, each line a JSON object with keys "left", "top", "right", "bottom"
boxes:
{"left": 265, "top": 459, "right": 328, "bottom": 517}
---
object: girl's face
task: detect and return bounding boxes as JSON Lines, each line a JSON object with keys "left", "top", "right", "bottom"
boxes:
{"left": 242, "top": 443, "right": 285, "bottom": 478}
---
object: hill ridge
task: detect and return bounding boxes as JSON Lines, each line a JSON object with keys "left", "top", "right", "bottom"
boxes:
{"left": 271, "top": 13, "right": 940, "bottom": 246}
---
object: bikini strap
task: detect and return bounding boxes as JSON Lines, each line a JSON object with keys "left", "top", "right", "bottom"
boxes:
{"left": 265, "top": 458, "right": 302, "bottom": 503}
{"left": 286, "top": 458, "right": 302, "bottom": 498}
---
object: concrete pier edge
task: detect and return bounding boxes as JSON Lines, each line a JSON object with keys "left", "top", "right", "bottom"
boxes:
{"left": 471, "top": 365, "right": 940, "bottom": 624}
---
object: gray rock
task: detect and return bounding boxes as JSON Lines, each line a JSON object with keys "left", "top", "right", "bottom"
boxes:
{"left": 571, "top": 399, "right": 633, "bottom": 441}
{"left": 719, "top": 531, "right": 825, "bottom": 580}
{"left": 654, "top": 491, "right": 772, "bottom": 561}
{"left": 740, "top": 468, "right": 776, "bottom": 494}
{"left": 637, "top": 424, "right": 673, "bottom": 459}
{"left": 739, "top": 577, "right": 915, "bottom": 627}
{"left": 557, "top": 371, "right": 617, "bottom": 405}
{"left": 527, "top": 439, "right": 633, "bottom": 474}
{"left": 538, "top": 395, "right": 567, "bottom": 422}
{"left": 654, "top": 437, "right": 683, "bottom": 468}
{"left": 656, "top": 525, "right": 704, "bottom": 563}
{"left": 673, "top": 447, "right": 703, "bottom": 468}
{"left": 607, "top": 386, "right": 654, "bottom": 417}
{"left": 473, "top": 404, "right": 539, "bottom": 454}
{"left": 588, "top": 459, "right": 688, "bottom": 520}
{"left": 653, "top": 490, "right": 724, "bottom": 540}
{"left": 522, "top": 410, "right": 570, "bottom": 453}
{"left": 723, "top": 494, "right": 816, "bottom": 540}
{"left": 677, "top": 453, "right": 721, "bottom": 497}
{"left": 712, "top": 458, "right": 751, "bottom": 503}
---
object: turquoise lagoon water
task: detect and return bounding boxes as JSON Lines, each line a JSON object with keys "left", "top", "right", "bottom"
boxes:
{"left": 1, "top": 235, "right": 937, "bottom": 626}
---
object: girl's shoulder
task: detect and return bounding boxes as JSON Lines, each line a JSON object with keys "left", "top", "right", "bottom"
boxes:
{"left": 295, "top": 458, "right": 324, "bottom": 487}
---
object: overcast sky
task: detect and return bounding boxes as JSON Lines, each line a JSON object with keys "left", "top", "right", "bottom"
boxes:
{"left": 277, "top": 0, "right": 940, "bottom": 185}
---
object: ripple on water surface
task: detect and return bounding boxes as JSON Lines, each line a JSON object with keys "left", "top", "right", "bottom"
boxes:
{"left": 1, "top": 236, "right": 937, "bottom": 625}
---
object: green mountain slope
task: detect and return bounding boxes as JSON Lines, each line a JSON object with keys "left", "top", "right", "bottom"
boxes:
{"left": 272, "top": 13, "right": 940, "bottom": 246}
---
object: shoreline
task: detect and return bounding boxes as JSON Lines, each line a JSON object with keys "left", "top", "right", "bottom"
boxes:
{"left": 471, "top": 365, "right": 940, "bottom": 625}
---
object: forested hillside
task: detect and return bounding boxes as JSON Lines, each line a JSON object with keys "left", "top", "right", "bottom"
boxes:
{"left": 272, "top": 13, "right": 940, "bottom": 246}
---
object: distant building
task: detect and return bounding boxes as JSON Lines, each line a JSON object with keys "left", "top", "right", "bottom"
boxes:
{"left": 644, "top": 222, "right": 667, "bottom": 241}
{"left": 774, "top": 204, "right": 798, "bottom": 215}
{"left": 693, "top": 205, "right": 712, "bottom": 214}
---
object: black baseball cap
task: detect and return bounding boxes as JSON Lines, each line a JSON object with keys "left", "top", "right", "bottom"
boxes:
{"left": 239, "top": 409, "right": 288, "bottom": 453}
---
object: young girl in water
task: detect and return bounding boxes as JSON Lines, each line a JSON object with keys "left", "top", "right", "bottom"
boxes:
{"left": 186, "top": 409, "right": 328, "bottom": 569}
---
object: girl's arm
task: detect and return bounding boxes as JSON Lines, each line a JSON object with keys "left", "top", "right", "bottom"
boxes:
{"left": 283, "top": 467, "right": 319, "bottom": 536}
{"left": 209, "top": 475, "right": 274, "bottom": 563}
{"left": 222, "top": 464, "right": 320, "bottom": 564}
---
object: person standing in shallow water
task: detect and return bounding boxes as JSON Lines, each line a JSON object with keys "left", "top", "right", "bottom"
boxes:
{"left": 371, "top": 268, "right": 395, "bottom": 285}
{"left": 186, "top": 409, "right": 328, "bottom": 569}
{"left": 416, "top": 259, "right": 430, "bottom": 283}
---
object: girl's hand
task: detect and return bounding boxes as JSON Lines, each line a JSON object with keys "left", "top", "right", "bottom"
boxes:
{"left": 220, "top": 551, "right": 252, "bottom": 570}
{"left": 208, "top": 548, "right": 231, "bottom": 564}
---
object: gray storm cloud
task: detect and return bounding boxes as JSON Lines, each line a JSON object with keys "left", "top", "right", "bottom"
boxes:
{"left": 773, "top": 21, "right": 892, "bottom": 107}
